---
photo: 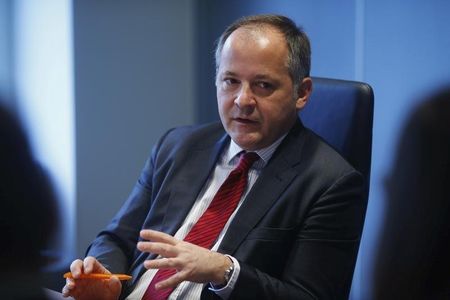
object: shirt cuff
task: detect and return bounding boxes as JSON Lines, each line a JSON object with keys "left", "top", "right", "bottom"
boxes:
{"left": 208, "top": 255, "right": 241, "bottom": 299}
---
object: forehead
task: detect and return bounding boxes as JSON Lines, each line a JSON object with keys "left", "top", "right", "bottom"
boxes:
{"left": 219, "top": 26, "right": 289, "bottom": 76}
{"left": 224, "top": 25, "right": 287, "bottom": 53}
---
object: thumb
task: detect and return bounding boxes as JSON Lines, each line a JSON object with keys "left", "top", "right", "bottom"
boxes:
{"left": 108, "top": 276, "right": 122, "bottom": 293}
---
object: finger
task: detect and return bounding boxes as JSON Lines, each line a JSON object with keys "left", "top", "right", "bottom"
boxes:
{"left": 137, "top": 241, "right": 178, "bottom": 258}
{"left": 62, "top": 278, "right": 76, "bottom": 297}
{"left": 62, "top": 286, "right": 75, "bottom": 298}
{"left": 140, "top": 229, "right": 178, "bottom": 245}
{"left": 62, "top": 281, "right": 73, "bottom": 293}
{"left": 84, "top": 256, "right": 109, "bottom": 274}
{"left": 155, "top": 270, "right": 186, "bottom": 290}
{"left": 65, "top": 278, "right": 75, "bottom": 288}
{"left": 70, "top": 259, "right": 84, "bottom": 278}
{"left": 144, "top": 257, "right": 178, "bottom": 270}
{"left": 83, "top": 256, "right": 97, "bottom": 274}
{"left": 62, "top": 286, "right": 70, "bottom": 297}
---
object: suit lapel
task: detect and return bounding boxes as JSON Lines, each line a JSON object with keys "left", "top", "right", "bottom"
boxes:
{"left": 218, "top": 121, "right": 306, "bottom": 255}
{"left": 161, "top": 134, "right": 229, "bottom": 234}
{"left": 127, "top": 131, "right": 230, "bottom": 291}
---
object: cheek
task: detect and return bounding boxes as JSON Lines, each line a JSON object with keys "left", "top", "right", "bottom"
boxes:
{"left": 259, "top": 103, "right": 280, "bottom": 119}
{"left": 217, "top": 99, "right": 230, "bottom": 123}
{"left": 260, "top": 102, "right": 293, "bottom": 124}
{"left": 217, "top": 94, "right": 234, "bottom": 111}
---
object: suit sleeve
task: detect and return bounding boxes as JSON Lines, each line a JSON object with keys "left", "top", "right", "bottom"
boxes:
{"left": 230, "top": 171, "right": 366, "bottom": 300}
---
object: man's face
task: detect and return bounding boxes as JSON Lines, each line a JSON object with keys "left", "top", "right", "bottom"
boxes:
{"left": 216, "top": 27, "right": 309, "bottom": 151}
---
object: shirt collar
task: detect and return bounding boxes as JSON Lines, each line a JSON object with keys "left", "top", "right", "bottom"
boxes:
{"left": 225, "top": 134, "right": 287, "bottom": 167}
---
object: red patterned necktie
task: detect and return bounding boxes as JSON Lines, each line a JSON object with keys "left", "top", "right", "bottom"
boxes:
{"left": 142, "top": 151, "right": 259, "bottom": 300}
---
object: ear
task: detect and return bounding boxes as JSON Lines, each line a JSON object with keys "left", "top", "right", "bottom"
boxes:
{"left": 295, "top": 77, "right": 313, "bottom": 111}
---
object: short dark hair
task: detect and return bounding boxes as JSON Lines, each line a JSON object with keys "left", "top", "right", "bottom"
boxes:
{"left": 215, "top": 14, "right": 311, "bottom": 85}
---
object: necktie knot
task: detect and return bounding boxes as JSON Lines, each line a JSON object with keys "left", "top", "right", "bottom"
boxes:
{"left": 235, "top": 152, "right": 259, "bottom": 173}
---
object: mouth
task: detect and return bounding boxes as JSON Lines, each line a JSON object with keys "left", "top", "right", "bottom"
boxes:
{"left": 233, "top": 117, "right": 258, "bottom": 124}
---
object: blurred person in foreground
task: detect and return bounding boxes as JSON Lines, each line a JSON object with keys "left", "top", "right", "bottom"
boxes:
{"left": 373, "top": 88, "right": 450, "bottom": 299}
{"left": 0, "top": 102, "right": 58, "bottom": 299}
{"left": 63, "top": 15, "right": 367, "bottom": 300}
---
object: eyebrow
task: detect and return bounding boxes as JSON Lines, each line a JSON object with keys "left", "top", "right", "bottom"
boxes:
{"left": 220, "top": 71, "right": 238, "bottom": 77}
{"left": 253, "top": 74, "right": 274, "bottom": 80}
{"left": 220, "top": 71, "right": 275, "bottom": 80}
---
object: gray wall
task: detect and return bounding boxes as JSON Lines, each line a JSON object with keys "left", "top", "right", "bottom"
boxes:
{"left": 74, "top": 1, "right": 196, "bottom": 256}
{"left": 0, "top": 0, "right": 13, "bottom": 106}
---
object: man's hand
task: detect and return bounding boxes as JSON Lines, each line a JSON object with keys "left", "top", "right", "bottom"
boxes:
{"left": 62, "top": 256, "right": 122, "bottom": 300}
{"left": 137, "top": 229, "right": 232, "bottom": 290}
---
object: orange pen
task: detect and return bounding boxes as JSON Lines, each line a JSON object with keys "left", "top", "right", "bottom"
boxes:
{"left": 63, "top": 272, "right": 132, "bottom": 281}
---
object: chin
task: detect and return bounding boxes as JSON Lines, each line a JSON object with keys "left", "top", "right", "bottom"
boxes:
{"left": 232, "top": 136, "right": 261, "bottom": 151}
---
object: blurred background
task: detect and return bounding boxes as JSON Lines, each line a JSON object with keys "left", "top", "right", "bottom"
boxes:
{"left": 1, "top": 0, "right": 449, "bottom": 298}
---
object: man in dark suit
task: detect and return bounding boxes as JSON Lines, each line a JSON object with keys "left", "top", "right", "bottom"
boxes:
{"left": 63, "top": 15, "right": 366, "bottom": 299}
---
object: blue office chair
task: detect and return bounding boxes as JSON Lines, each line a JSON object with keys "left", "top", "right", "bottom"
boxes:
{"left": 299, "top": 77, "right": 374, "bottom": 194}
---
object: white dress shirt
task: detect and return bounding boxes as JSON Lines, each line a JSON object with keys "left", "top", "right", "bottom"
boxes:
{"left": 126, "top": 136, "right": 285, "bottom": 300}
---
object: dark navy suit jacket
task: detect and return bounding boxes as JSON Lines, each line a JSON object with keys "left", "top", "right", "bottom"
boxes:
{"left": 87, "top": 120, "right": 367, "bottom": 299}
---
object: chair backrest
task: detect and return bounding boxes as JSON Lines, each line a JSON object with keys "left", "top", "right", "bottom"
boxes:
{"left": 299, "top": 77, "right": 374, "bottom": 187}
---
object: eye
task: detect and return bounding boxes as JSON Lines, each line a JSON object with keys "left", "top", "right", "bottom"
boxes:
{"left": 220, "top": 77, "right": 240, "bottom": 91}
{"left": 252, "top": 81, "right": 276, "bottom": 97}
{"left": 256, "top": 81, "right": 273, "bottom": 90}
{"left": 224, "top": 78, "right": 239, "bottom": 85}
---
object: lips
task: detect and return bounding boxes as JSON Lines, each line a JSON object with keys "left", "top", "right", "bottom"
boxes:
{"left": 234, "top": 117, "right": 258, "bottom": 124}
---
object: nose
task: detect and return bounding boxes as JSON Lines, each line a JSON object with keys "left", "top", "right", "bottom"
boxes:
{"left": 234, "top": 83, "right": 256, "bottom": 111}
